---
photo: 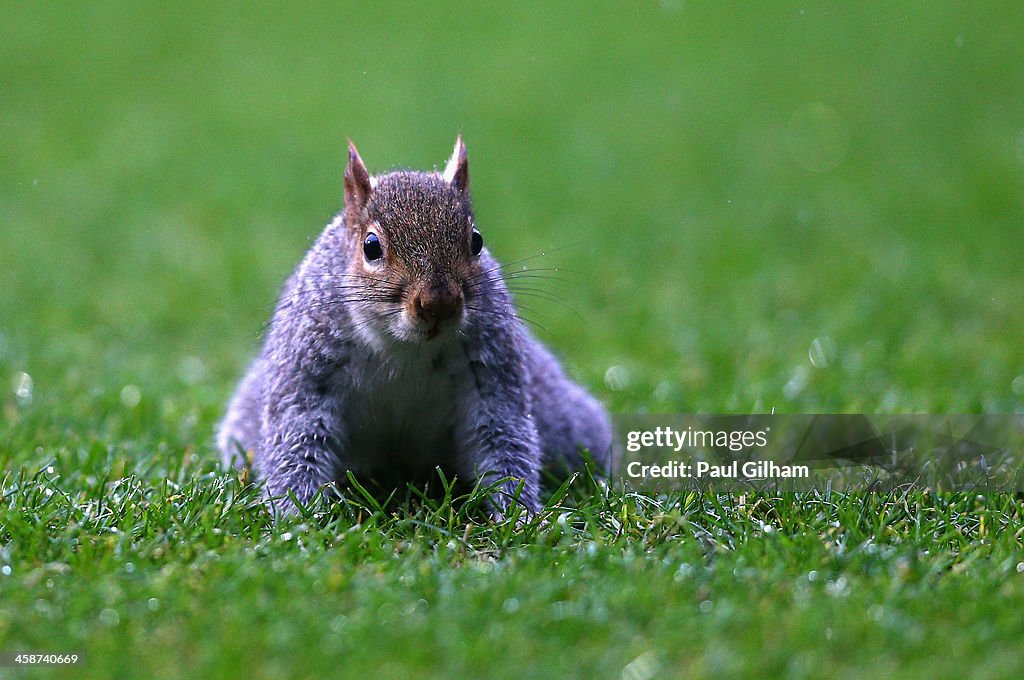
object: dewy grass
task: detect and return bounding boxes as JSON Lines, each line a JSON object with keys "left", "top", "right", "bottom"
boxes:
{"left": 2, "top": 453, "right": 1023, "bottom": 678}
{"left": 2, "top": 2, "right": 1024, "bottom": 678}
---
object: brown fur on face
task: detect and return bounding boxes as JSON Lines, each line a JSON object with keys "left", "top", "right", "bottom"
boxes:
{"left": 343, "top": 141, "right": 481, "bottom": 341}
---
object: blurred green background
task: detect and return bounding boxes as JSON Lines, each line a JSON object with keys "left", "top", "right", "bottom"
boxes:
{"left": 2, "top": 2, "right": 1022, "bottom": 420}
{"left": 3, "top": 3, "right": 1024, "bottom": 679}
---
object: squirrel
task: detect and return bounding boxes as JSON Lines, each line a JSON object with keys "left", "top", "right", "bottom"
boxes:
{"left": 217, "top": 135, "right": 613, "bottom": 516}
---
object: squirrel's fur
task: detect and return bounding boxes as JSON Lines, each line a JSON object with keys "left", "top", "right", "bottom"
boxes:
{"left": 217, "top": 136, "right": 613, "bottom": 515}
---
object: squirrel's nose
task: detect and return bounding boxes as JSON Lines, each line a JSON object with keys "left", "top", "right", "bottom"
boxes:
{"left": 413, "top": 290, "right": 463, "bottom": 325}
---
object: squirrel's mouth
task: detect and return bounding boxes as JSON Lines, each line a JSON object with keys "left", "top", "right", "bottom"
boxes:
{"left": 416, "top": 315, "right": 462, "bottom": 342}
{"left": 385, "top": 311, "right": 462, "bottom": 344}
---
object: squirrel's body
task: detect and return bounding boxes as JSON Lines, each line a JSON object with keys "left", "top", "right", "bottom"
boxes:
{"left": 218, "top": 138, "right": 612, "bottom": 514}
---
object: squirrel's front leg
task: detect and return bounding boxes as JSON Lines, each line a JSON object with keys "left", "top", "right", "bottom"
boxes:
{"left": 456, "top": 343, "right": 543, "bottom": 517}
{"left": 260, "top": 382, "right": 344, "bottom": 515}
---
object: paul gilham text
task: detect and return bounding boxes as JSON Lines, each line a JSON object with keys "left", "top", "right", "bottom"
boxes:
{"left": 627, "top": 460, "right": 810, "bottom": 479}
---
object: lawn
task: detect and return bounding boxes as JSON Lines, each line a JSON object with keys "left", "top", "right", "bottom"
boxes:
{"left": 2, "top": 3, "right": 1023, "bottom": 678}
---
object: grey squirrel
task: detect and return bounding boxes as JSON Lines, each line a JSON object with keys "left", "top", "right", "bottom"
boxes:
{"left": 217, "top": 135, "right": 613, "bottom": 516}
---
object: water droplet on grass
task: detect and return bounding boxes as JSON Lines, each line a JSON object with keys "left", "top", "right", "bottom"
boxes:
{"left": 12, "top": 372, "right": 33, "bottom": 407}
{"left": 1012, "top": 375, "right": 1024, "bottom": 396}
{"left": 623, "top": 650, "right": 661, "bottom": 680}
{"left": 652, "top": 381, "right": 677, "bottom": 403}
{"left": 674, "top": 563, "right": 693, "bottom": 582}
{"left": 604, "top": 365, "right": 631, "bottom": 391}
{"left": 178, "top": 356, "right": 206, "bottom": 384}
{"left": 120, "top": 385, "right": 141, "bottom": 408}
{"left": 1, "top": 565, "right": 11, "bottom": 576}
{"left": 826, "top": 576, "right": 849, "bottom": 597}
{"left": 784, "top": 366, "right": 809, "bottom": 399}
{"left": 809, "top": 336, "right": 837, "bottom": 368}
{"left": 99, "top": 609, "right": 120, "bottom": 626}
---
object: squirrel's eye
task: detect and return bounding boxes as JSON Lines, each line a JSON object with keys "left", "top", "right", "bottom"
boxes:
{"left": 363, "top": 233, "right": 383, "bottom": 261}
{"left": 470, "top": 228, "right": 483, "bottom": 256}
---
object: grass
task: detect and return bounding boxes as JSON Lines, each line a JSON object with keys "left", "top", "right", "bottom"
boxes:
{"left": 4, "top": 458, "right": 1024, "bottom": 679}
{"left": 2, "top": 2, "right": 1023, "bottom": 678}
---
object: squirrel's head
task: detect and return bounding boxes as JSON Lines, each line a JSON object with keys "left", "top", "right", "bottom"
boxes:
{"left": 342, "top": 135, "right": 486, "bottom": 344}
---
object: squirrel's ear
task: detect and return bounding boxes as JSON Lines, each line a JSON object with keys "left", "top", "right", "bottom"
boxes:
{"left": 442, "top": 134, "right": 469, "bottom": 193}
{"left": 344, "top": 140, "right": 372, "bottom": 213}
